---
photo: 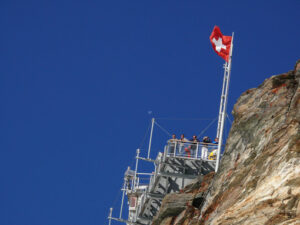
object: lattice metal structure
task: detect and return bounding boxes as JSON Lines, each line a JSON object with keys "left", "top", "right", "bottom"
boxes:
{"left": 108, "top": 141, "right": 218, "bottom": 225}
{"left": 108, "top": 31, "right": 234, "bottom": 224}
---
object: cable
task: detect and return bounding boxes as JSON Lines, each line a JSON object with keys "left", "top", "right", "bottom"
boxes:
{"left": 226, "top": 113, "right": 233, "bottom": 124}
{"left": 111, "top": 182, "right": 123, "bottom": 210}
{"left": 154, "top": 121, "right": 172, "bottom": 137}
{"left": 197, "top": 117, "right": 218, "bottom": 139}
{"left": 138, "top": 122, "right": 152, "bottom": 149}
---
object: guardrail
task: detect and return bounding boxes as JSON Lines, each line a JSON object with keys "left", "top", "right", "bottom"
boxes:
{"left": 129, "top": 142, "right": 220, "bottom": 223}
{"left": 164, "top": 141, "right": 219, "bottom": 160}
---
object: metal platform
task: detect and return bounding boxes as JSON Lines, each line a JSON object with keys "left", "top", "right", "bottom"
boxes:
{"left": 108, "top": 30, "right": 234, "bottom": 224}
{"left": 108, "top": 141, "right": 217, "bottom": 225}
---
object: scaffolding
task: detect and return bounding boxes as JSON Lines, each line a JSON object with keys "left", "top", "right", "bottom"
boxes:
{"left": 108, "top": 30, "right": 234, "bottom": 224}
{"left": 108, "top": 140, "right": 219, "bottom": 225}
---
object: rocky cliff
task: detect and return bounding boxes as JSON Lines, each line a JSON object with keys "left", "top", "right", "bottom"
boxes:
{"left": 152, "top": 60, "right": 300, "bottom": 225}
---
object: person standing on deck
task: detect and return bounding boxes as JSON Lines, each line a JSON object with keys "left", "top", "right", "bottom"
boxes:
{"left": 201, "top": 136, "right": 211, "bottom": 160}
{"left": 167, "top": 134, "right": 178, "bottom": 154}
{"left": 208, "top": 137, "right": 219, "bottom": 160}
{"left": 212, "top": 138, "right": 219, "bottom": 144}
{"left": 185, "top": 135, "right": 200, "bottom": 158}
{"left": 179, "top": 134, "right": 189, "bottom": 155}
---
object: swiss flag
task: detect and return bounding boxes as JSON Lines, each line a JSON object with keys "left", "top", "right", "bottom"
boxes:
{"left": 210, "top": 26, "right": 232, "bottom": 62}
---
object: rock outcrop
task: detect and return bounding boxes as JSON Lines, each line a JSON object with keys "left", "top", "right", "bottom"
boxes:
{"left": 152, "top": 172, "right": 215, "bottom": 225}
{"left": 152, "top": 60, "right": 300, "bottom": 225}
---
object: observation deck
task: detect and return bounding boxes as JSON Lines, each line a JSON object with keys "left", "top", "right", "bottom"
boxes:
{"left": 108, "top": 141, "right": 219, "bottom": 225}
{"left": 108, "top": 29, "right": 233, "bottom": 224}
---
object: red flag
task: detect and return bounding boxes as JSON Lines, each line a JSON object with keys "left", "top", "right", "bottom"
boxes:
{"left": 210, "top": 26, "right": 232, "bottom": 62}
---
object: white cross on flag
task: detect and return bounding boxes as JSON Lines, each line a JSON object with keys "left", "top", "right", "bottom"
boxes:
{"left": 210, "top": 26, "right": 232, "bottom": 62}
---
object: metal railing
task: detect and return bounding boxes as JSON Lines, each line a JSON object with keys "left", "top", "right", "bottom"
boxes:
{"left": 119, "top": 142, "right": 220, "bottom": 224}
{"left": 164, "top": 141, "right": 219, "bottom": 161}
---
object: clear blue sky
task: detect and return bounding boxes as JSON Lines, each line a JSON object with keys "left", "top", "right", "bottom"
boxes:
{"left": 0, "top": 1, "right": 299, "bottom": 224}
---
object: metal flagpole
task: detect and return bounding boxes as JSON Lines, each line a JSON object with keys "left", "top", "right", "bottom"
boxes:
{"left": 215, "top": 32, "right": 234, "bottom": 172}
{"left": 216, "top": 61, "right": 228, "bottom": 138}
{"left": 147, "top": 118, "right": 155, "bottom": 159}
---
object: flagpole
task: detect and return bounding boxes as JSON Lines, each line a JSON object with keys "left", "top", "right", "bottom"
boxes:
{"left": 215, "top": 32, "right": 234, "bottom": 172}
{"left": 216, "top": 61, "right": 228, "bottom": 139}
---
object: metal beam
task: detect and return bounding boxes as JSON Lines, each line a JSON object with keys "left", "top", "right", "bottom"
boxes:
{"left": 133, "top": 149, "right": 140, "bottom": 189}
{"left": 119, "top": 182, "right": 126, "bottom": 218}
{"left": 108, "top": 208, "right": 113, "bottom": 225}
{"left": 158, "top": 171, "right": 198, "bottom": 180}
{"left": 136, "top": 156, "right": 155, "bottom": 163}
{"left": 137, "top": 216, "right": 152, "bottom": 223}
{"left": 147, "top": 118, "right": 155, "bottom": 159}
{"left": 147, "top": 192, "right": 164, "bottom": 200}
{"left": 108, "top": 216, "right": 140, "bottom": 225}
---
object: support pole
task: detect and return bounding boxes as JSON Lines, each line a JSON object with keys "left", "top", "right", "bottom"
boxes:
{"left": 216, "top": 62, "right": 228, "bottom": 138}
{"left": 108, "top": 207, "right": 113, "bottom": 225}
{"left": 147, "top": 118, "right": 155, "bottom": 159}
{"left": 133, "top": 149, "right": 140, "bottom": 190}
{"left": 119, "top": 180, "right": 126, "bottom": 219}
{"left": 215, "top": 32, "right": 234, "bottom": 172}
{"left": 174, "top": 141, "right": 177, "bottom": 157}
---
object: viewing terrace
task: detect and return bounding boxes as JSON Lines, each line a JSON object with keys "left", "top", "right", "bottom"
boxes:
{"left": 108, "top": 140, "right": 220, "bottom": 225}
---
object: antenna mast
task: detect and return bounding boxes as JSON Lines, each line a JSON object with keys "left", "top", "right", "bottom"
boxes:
{"left": 147, "top": 118, "right": 155, "bottom": 159}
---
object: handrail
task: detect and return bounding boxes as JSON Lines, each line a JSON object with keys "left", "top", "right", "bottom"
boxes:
{"left": 165, "top": 141, "right": 221, "bottom": 160}
{"left": 122, "top": 141, "right": 221, "bottom": 224}
{"left": 167, "top": 139, "right": 219, "bottom": 145}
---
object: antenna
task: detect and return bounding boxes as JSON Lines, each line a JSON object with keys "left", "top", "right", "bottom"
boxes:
{"left": 147, "top": 118, "right": 155, "bottom": 159}
{"left": 108, "top": 208, "right": 113, "bottom": 225}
